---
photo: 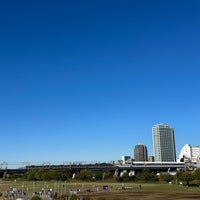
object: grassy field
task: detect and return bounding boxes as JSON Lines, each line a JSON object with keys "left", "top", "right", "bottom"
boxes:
{"left": 1, "top": 181, "right": 200, "bottom": 200}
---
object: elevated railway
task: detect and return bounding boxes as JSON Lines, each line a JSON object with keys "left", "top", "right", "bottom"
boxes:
{"left": 0, "top": 161, "right": 194, "bottom": 178}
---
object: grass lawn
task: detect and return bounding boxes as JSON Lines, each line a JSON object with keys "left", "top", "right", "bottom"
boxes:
{"left": 0, "top": 181, "right": 200, "bottom": 200}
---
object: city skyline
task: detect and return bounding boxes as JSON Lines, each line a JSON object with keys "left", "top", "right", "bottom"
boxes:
{"left": 0, "top": 1, "right": 200, "bottom": 166}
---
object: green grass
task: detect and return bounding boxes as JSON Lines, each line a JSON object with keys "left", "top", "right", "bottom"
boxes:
{"left": 1, "top": 180, "right": 200, "bottom": 194}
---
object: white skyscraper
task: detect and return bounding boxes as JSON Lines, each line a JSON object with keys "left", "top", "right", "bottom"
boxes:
{"left": 178, "top": 144, "right": 192, "bottom": 162}
{"left": 152, "top": 123, "right": 176, "bottom": 162}
{"left": 191, "top": 146, "right": 200, "bottom": 162}
{"left": 178, "top": 144, "right": 200, "bottom": 163}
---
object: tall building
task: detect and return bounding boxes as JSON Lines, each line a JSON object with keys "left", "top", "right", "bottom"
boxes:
{"left": 134, "top": 144, "right": 148, "bottom": 161}
{"left": 178, "top": 144, "right": 200, "bottom": 163}
{"left": 191, "top": 146, "right": 200, "bottom": 162}
{"left": 152, "top": 123, "right": 176, "bottom": 162}
{"left": 121, "top": 156, "right": 132, "bottom": 164}
{"left": 178, "top": 144, "right": 192, "bottom": 162}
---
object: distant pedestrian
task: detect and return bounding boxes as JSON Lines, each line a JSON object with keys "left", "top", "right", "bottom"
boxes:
{"left": 49, "top": 192, "right": 53, "bottom": 200}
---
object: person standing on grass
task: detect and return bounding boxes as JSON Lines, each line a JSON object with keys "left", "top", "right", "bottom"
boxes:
{"left": 49, "top": 192, "right": 53, "bottom": 200}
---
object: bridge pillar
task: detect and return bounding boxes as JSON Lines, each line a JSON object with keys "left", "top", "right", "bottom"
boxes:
{"left": 114, "top": 168, "right": 120, "bottom": 177}
{"left": 129, "top": 170, "right": 135, "bottom": 176}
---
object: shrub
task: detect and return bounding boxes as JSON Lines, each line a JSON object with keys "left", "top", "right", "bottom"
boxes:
{"left": 111, "top": 198, "right": 121, "bottom": 200}
{"left": 31, "top": 196, "right": 41, "bottom": 200}
{"left": 81, "top": 196, "right": 91, "bottom": 200}
{"left": 70, "top": 194, "right": 79, "bottom": 200}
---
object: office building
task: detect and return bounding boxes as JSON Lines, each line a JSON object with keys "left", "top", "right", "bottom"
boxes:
{"left": 152, "top": 123, "right": 176, "bottom": 162}
{"left": 121, "top": 156, "right": 132, "bottom": 164}
{"left": 134, "top": 143, "right": 148, "bottom": 161}
{"left": 191, "top": 146, "right": 200, "bottom": 162}
{"left": 148, "top": 156, "right": 154, "bottom": 162}
{"left": 178, "top": 144, "right": 200, "bottom": 163}
{"left": 178, "top": 144, "right": 192, "bottom": 162}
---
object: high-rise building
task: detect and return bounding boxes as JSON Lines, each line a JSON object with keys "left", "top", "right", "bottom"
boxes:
{"left": 152, "top": 123, "right": 176, "bottom": 162}
{"left": 191, "top": 146, "right": 200, "bottom": 162}
{"left": 148, "top": 156, "right": 154, "bottom": 162}
{"left": 178, "top": 144, "right": 192, "bottom": 162}
{"left": 134, "top": 144, "right": 148, "bottom": 161}
{"left": 121, "top": 156, "right": 132, "bottom": 164}
{"left": 178, "top": 144, "right": 200, "bottom": 163}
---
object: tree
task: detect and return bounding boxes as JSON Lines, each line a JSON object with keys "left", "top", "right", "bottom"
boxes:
{"left": 194, "top": 168, "right": 200, "bottom": 180}
{"left": 24, "top": 169, "right": 37, "bottom": 180}
{"left": 35, "top": 170, "right": 45, "bottom": 181}
{"left": 178, "top": 171, "right": 194, "bottom": 186}
{"left": 121, "top": 172, "right": 130, "bottom": 182}
{"left": 160, "top": 173, "right": 174, "bottom": 183}
{"left": 76, "top": 170, "right": 93, "bottom": 181}
{"left": 69, "top": 194, "right": 79, "bottom": 200}
{"left": 135, "top": 169, "right": 158, "bottom": 182}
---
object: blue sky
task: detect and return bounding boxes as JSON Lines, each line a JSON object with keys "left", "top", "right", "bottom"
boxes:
{"left": 0, "top": 0, "right": 200, "bottom": 168}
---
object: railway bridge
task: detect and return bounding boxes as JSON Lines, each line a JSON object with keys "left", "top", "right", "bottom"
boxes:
{"left": 0, "top": 162, "right": 195, "bottom": 178}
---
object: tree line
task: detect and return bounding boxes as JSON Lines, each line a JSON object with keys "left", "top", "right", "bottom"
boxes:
{"left": 5, "top": 168, "right": 200, "bottom": 186}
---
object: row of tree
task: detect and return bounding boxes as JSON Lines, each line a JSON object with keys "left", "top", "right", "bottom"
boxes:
{"left": 6, "top": 168, "right": 200, "bottom": 186}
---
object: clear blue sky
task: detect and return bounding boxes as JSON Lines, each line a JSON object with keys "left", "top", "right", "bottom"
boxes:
{"left": 0, "top": 0, "right": 200, "bottom": 167}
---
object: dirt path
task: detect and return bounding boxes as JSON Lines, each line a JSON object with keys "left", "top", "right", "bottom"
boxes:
{"left": 80, "top": 190, "right": 200, "bottom": 200}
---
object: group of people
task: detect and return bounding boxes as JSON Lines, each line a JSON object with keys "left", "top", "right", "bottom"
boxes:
{"left": 48, "top": 190, "right": 66, "bottom": 200}
{"left": 6, "top": 187, "right": 26, "bottom": 199}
